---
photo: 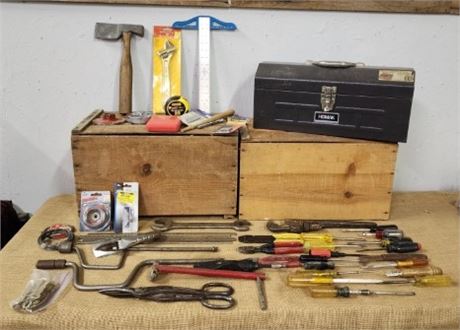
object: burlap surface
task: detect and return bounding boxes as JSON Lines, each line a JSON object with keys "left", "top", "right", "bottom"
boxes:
{"left": 0, "top": 192, "right": 459, "bottom": 330}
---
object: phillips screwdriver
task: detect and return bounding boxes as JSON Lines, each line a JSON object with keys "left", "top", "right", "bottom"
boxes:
{"left": 266, "top": 220, "right": 378, "bottom": 233}
{"left": 309, "top": 286, "right": 415, "bottom": 298}
{"left": 238, "top": 233, "right": 364, "bottom": 245}
{"left": 239, "top": 241, "right": 364, "bottom": 255}
{"left": 359, "top": 237, "right": 413, "bottom": 247}
{"left": 385, "top": 266, "right": 443, "bottom": 277}
{"left": 308, "top": 248, "right": 363, "bottom": 258}
{"left": 361, "top": 258, "right": 429, "bottom": 269}
{"left": 358, "top": 241, "right": 421, "bottom": 253}
{"left": 287, "top": 274, "right": 453, "bottom": 287}
{"left": 287, "top": 275, "right": 410, "bottom": 287}
{"left": 295, "top": 269, "right": 361, "bottom": 277}
{"left": 238, "top": 244, "right": 305, "bottom": 255}
{"left": 359, "top": 253, "right": 428, "bottom": 265}
{"left": 362, "top": 229, "right": 404, "bottom": 240}
{"left": 342, "top": 224, "right": 398, "bottom": 233}
{"left": 412, "top": 275, "right": 453, "bottom": 287}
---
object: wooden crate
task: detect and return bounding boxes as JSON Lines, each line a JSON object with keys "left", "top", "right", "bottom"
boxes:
{"left": 71, "top": 111, "right": 238, "bottom": 216}
{"left": 239, "top": 126, "right": 398, "bottom": 220}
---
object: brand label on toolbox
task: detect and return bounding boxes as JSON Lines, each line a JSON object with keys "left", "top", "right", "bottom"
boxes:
{"left": 314, "top": 111, "right": 340, "bottom": 124}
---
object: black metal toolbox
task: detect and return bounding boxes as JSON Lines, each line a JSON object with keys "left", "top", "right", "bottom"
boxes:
{"left": 253, "top": 61, "right": 415, "bottom": 142}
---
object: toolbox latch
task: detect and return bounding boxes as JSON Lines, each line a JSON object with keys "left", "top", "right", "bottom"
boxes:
{"left": 321, "top": 86, "right": 337, "bottom": 112}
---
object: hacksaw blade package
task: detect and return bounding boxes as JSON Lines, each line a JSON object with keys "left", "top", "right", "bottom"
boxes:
{"left": 113, "top": 182, "right": 139, "bottom": 233}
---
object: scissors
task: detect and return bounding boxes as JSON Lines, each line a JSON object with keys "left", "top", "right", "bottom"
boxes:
{"left": 98, "top": 282, "right": 235, "bottom": 309}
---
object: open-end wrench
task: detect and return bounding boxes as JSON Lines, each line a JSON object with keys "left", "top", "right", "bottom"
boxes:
{"left": 151, "top": 219, "right": 251, "bottom": 232}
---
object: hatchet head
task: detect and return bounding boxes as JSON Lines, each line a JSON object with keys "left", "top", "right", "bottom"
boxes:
{"left": 95, "top": 22, "right": 144, "bottom": 40}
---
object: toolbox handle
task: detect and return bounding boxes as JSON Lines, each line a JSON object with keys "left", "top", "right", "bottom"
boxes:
{"left": 311, "top": 60, "right": 364, "bottom": 68}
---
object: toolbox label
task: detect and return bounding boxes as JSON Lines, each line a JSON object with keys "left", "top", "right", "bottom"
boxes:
{"left": 314, "top": 111, "right": 340, "bottom": 124}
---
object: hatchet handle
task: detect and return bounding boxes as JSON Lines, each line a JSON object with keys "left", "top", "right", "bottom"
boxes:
{"left": 119, "top": 31, "right": 132, "bottom": 115}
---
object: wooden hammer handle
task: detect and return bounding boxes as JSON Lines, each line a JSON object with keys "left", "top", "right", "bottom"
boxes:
{"left": 119, "top": 31, "right": 132, "bottom": 115}
{"left": 181, "top": 109, "right": 235, "bottom": 133}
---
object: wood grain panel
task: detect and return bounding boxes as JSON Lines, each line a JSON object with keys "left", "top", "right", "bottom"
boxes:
{"left": 72, "top": 135, "right": 238, "bottom": 215}
{"left": 37, "top": 0, "right": 230, "bottom": 6}
{"left": 233, "top": 0, "right": 459, "bottom": 14}
{"left": 19, "top": 0, "right": 459, "bottom": 14}
{"left": 246, "top": 124, "right": 375, "bottom": 143}
{"left": 239, "top": 142, "right": 398, "bottom": 220}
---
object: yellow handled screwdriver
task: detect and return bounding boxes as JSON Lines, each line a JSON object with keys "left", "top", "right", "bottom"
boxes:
{"left": 309, "top": 286, "right": 415, "bottom": 298}
{"left": 385, "top": 266, "right": 443, "bottom": 278}
{"left": 287, "top": 274, "right": 453, "bottom": 287}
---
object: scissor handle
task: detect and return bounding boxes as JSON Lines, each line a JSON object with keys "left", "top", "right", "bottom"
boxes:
{"left": 201, "top": 282, "right": 234, "bottom": 295}
{"left": 201, "top": 294, "right": 235, "bottom": 309}
{"left": 200, "top": 282, "right": 235, "bottom": 309}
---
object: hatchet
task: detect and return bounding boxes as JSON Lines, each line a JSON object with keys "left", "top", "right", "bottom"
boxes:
{"left": 95, "top": 23, "right": 144, "bottom": 115}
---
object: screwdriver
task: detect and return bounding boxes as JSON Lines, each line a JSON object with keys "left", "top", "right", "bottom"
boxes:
{"left": 300, "top": 255, "right": 429, "bottom": 271}
{"left": 266, "top": 220, "right": 378, "bottom": 233}
{"left": 287, "top": 275, "right": 410, "bottom": 287}
{"left": 358, "top": 241, "right": 421, "bottom": 253}
{"left": 360, "top": 237, "right": 413, "bottom": 246}
{"left": 362, "top": 229, "right": 404, "bottom": 240}
{"left": 308, "top": 248, "right": 363, "bottom": 258}
{"left": 309, "top": 286, "right": 415, "bottom": 298}
{"left": 238, "top": 233, "right": 364, "bottom": 245}
{"left": 296, "top": 269, "right": 360, "bottom": 277}
{"left": 359, "top": 253, "right": 428, "bottom": 265}
{"left": 287, "top": 275, "right": 453, "bottom": 287}
{"left": 342, "top": 224, "right": 398, "bottom": 233}
{"left": 361, "top": 258, "right": 429, "bottom": 269}
{"left": 385, "top": 266, "right": 443, "bottom": 278}
{"left": 238, "top": 244, "right": 305, "bottom": 255}
{"left": 238, "top": 241, "right": 364, "bottom": 254}
{"left": 412, "top": 275, "right": 453, "bottom": 287}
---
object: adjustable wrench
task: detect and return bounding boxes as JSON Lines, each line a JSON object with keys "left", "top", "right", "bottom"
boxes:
{"left": 151, "top": 219, "right": 251, "bottom": 232}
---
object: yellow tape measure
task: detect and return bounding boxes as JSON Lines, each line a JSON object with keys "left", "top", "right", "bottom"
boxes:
{"left": 164, "top": 95, "right": 190, "bottom": 116}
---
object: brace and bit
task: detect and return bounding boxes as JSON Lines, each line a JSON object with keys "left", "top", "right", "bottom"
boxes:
{"left": 151, "top": 219, "right": 251, "bottom": 232}
{"left": 35, "top": 259, "right": 224, "bottom": 291}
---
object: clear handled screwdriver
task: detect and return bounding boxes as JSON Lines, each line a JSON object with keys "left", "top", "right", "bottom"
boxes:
{"left": 309, "top": 286, "right": 415, "bottom": 298}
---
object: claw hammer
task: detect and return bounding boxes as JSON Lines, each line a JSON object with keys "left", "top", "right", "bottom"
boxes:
{"left": 95, "top": 23, "right": 144, "bottom": 115}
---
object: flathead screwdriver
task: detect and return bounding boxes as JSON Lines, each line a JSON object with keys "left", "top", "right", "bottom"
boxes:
{"left": 287, "top": 275, "right": 453, "bottom": 287}
{"left": 287, "top": 275, "right": 410, "bottom": 287}
{"left": 386, "top": 266, "right": 443, "bottom": 278}
{"left": 362, "top": 258, "right": 428, "bottom": 269}
{"left": 359, "top": 253, "right": 428, "bottom": 265}
{"left": 342, "top": 225, "right": 398, "bottom": 233}
{"left": 309, "top": 286, "right": 415, "bottom": 298}
{"left": 295, "top": 269, "right": 361, "bottom": 277}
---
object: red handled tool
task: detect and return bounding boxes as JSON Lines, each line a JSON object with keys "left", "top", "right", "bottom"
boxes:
{"left": 153, "top": 264, "right": 266, "bottom": 280}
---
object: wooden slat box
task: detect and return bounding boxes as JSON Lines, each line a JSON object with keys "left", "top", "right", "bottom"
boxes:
{"left": 71, "top": 111, "right": 238, "bottom": 216}
{"left": 239, "top": 126, "right": 398, "bottom": 220}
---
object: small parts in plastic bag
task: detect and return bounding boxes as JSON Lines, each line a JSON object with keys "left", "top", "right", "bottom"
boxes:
{"left": 11, "top": 269, "right": 71, "bottom": 313}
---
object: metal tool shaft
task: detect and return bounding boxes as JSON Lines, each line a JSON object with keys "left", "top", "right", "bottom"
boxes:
{"left": 76, "top": 231, "right": 236, "bottom": 244}
{"left": 256, "top": 277, "right": 267, "bottom": 311}
{"left": 128, "top": 246, "right": 218, "bottom": 252}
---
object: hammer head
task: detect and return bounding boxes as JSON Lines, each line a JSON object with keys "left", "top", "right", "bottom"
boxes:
{"left": 95, "top": 22, "right": 144, "bottom": 40}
